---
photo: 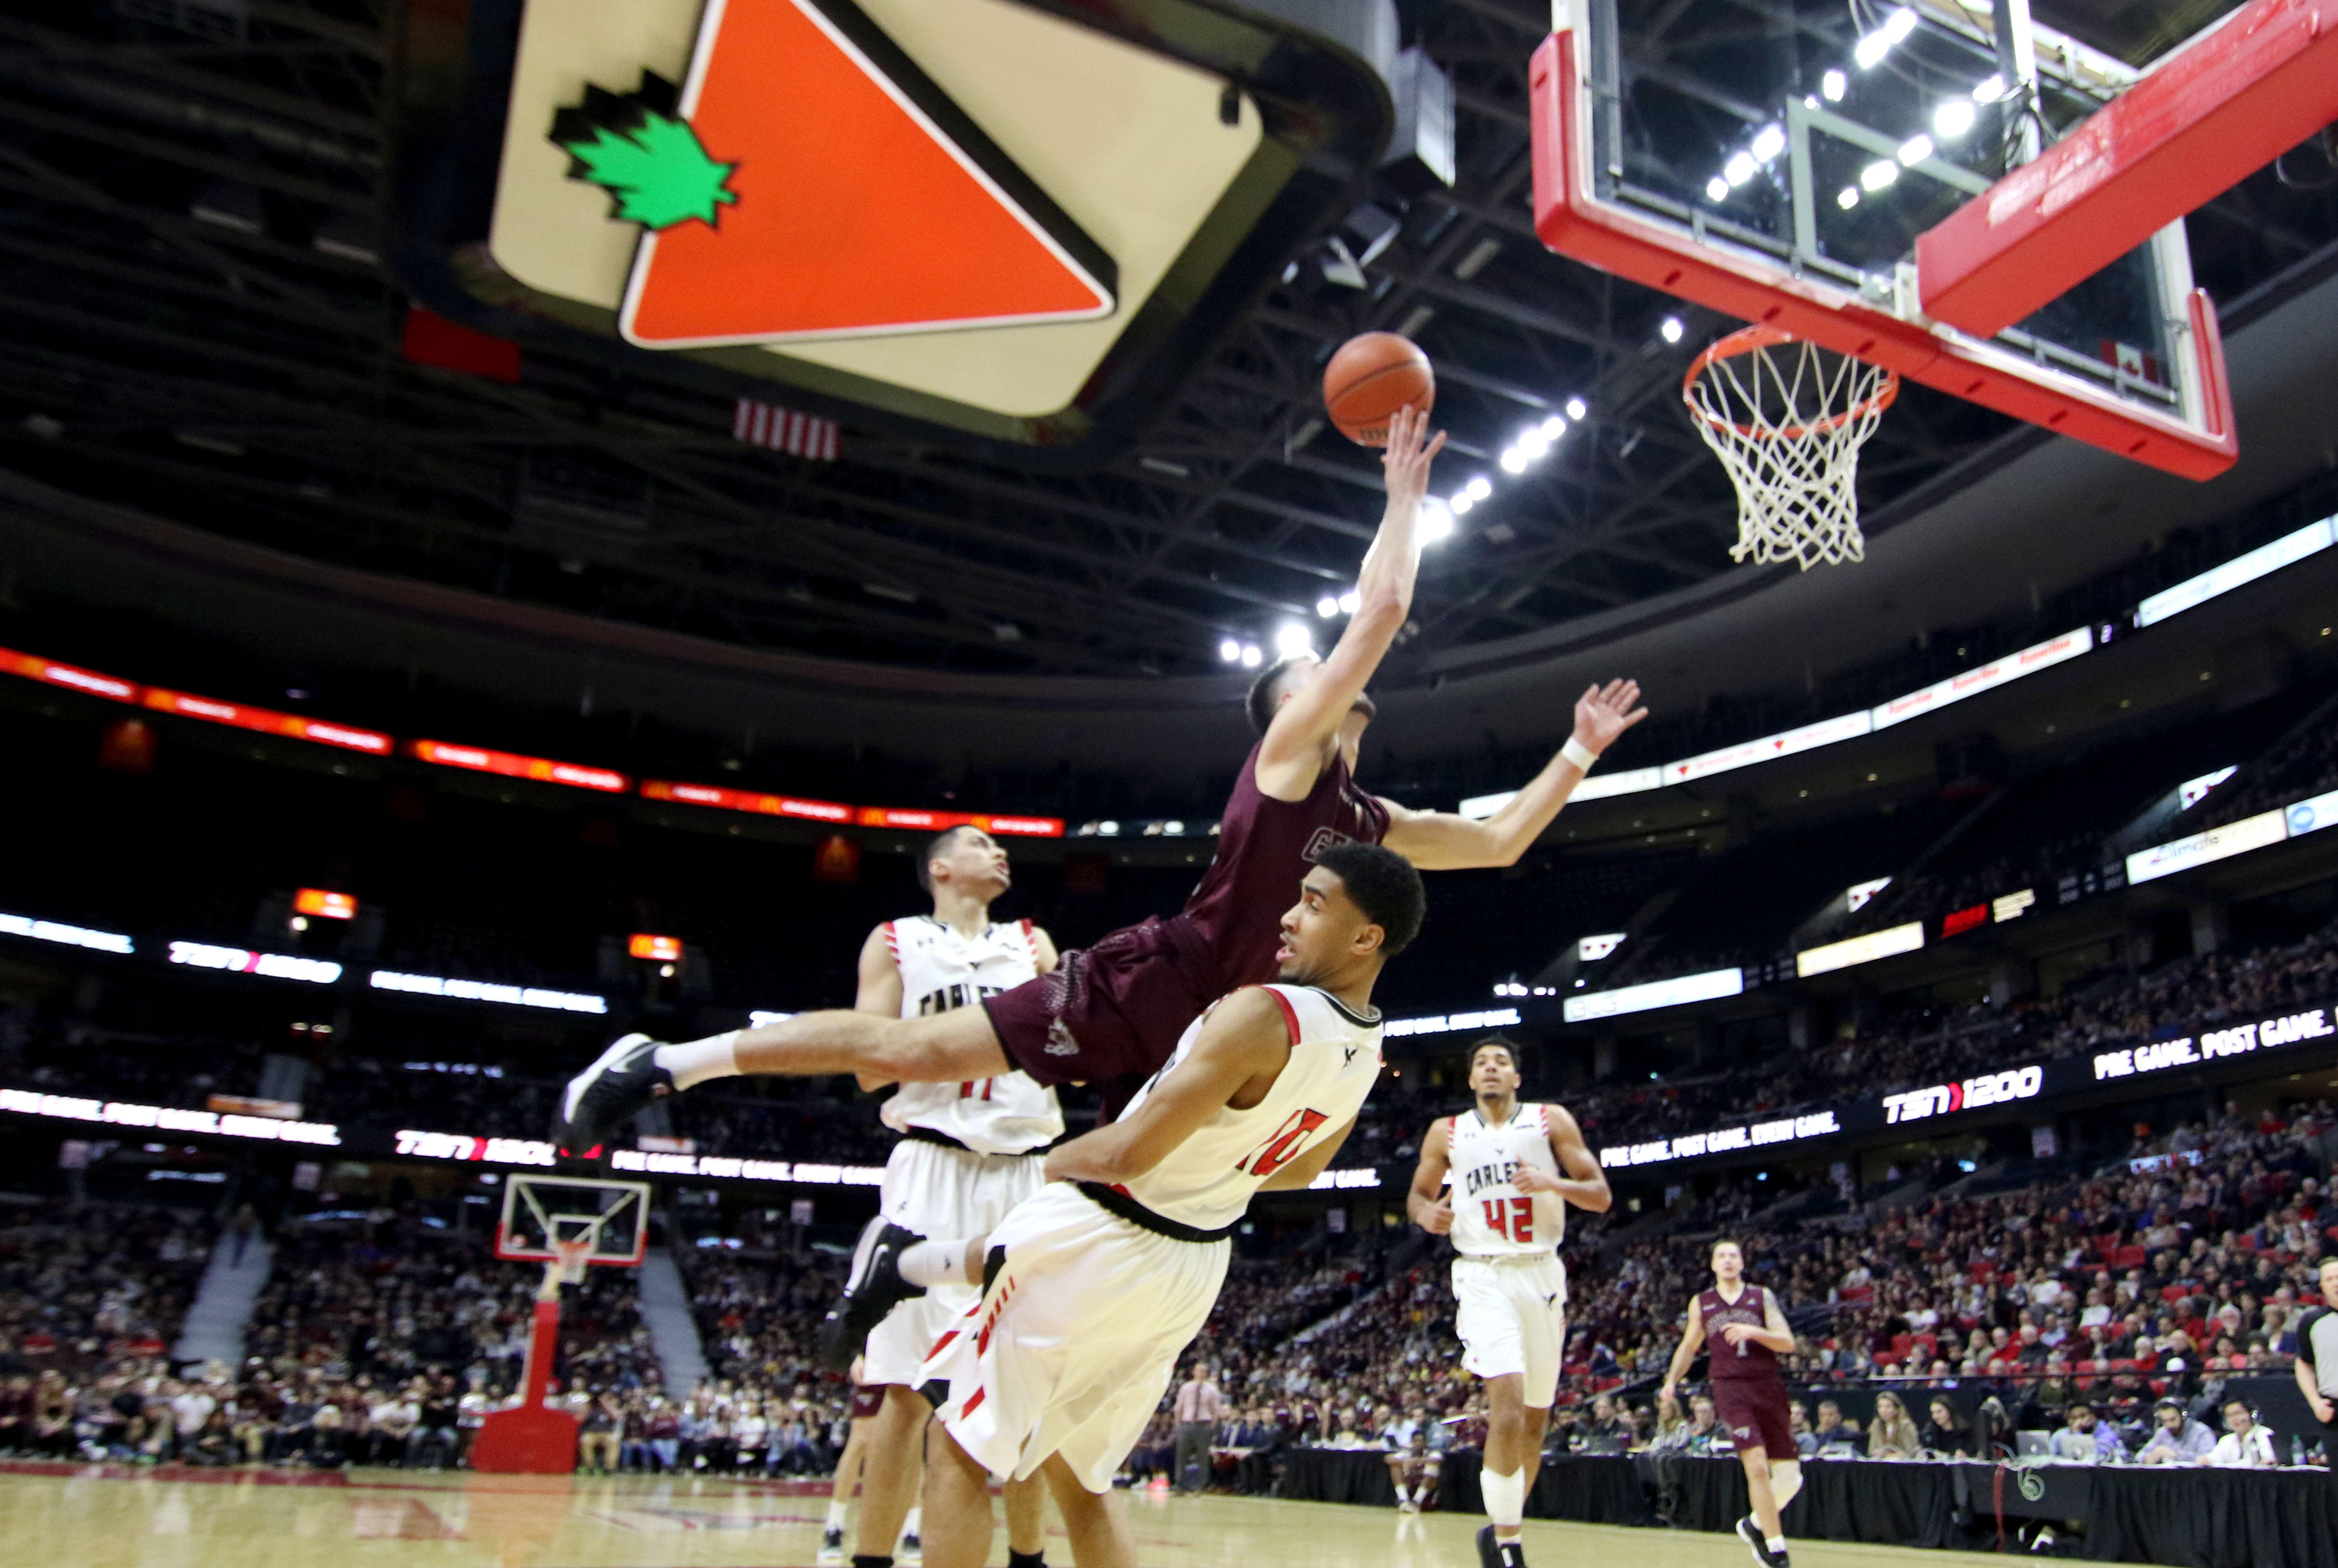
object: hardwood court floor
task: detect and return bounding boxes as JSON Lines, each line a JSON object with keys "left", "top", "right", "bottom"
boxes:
{"left": 0, "top": 1461, "right": 2020, "bottom": 1568}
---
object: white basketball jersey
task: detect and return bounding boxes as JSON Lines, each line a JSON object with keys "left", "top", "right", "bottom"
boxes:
{"left": 880, "top": 916, "right": 1063, "bottom": 1156}
{"left": 1447, "top": 1103, "right": 1565, "bottom": 1258}
{"left": 1117, "top": 984, "right": 1383, "bottom": 1232}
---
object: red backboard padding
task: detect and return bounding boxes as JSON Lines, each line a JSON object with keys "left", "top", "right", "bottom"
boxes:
{"left": 1918, "top": 0, "right": 2338, "bottom": 337}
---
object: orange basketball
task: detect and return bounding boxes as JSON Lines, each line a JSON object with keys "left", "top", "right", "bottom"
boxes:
{"left": 1323, "top": 332, "right": 1434, "bottom": 446}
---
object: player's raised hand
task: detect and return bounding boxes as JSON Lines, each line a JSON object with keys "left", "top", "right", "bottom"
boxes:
{"left": 1419, "top": 1194, "right": 1455, "bottom": 1235}
{"left": 1571, "top": 678, "right": 1647, "bottom": 756}
{"left": 1379, "top": 402, "right": 1446, "bottom": 516}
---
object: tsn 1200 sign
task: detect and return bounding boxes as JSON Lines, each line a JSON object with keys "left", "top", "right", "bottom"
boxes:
{"left": 1881, "top": 1066, "right": 2044, "bottom": 1125}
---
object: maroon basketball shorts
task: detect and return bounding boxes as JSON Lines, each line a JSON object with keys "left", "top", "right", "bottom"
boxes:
{"left": 1713, "top": 1378, "right": 1796, "bottom": 1461}
{"left": 850, "top": 1383, "right": 885, "bottom": 1421}
{"left": 981, "top": 914, "right": 1222, "bottom": 1112}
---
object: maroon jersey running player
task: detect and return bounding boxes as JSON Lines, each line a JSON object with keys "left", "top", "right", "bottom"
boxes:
{"left": 1664, "top": 1240, "right": 1801, "bottom": 1568}
{"left": 553, "top": 405, "right": 1645, "bottom": 1157}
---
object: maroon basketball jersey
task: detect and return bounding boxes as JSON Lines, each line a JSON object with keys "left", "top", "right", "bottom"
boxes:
{"left": 1699, "top": 1284, "right": 1781, "bottom": 1381}
{"left": 1181, "top": 737, "right": 1390, "bottom": 987}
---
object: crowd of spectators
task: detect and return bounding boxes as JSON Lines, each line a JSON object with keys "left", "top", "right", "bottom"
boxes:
{"left": 0, "top": 1197, "right": 208, "bottom": 1376}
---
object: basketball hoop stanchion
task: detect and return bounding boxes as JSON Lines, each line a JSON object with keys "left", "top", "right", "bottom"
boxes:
{"left": 471, "top": 1176, "right": 649, "bottom": 1475}
{"left": 1683, "top": 327, "right": 1899, "bottom": 572}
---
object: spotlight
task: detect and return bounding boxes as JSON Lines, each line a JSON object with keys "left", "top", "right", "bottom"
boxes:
{"left": 1421, "top": 497, "right": 1456, "bottom": 542}
{"left": 1273, "top": 623, "right": 1314, "bottom": 659}
{"left": 1338, "top": 590, "right": 1359, "bottom": 613}
{"left": 1723, "top": 151, "right": 1757, "bottom": 186}
{"left": 1539, "top": 415, "right": 1567, "bottom": 439}
{"left": 1837, "top": 187, "right": 1860, "bottom": 209}
{"left": 1660, "top": 316, "right": 1685, "bottom": 344}
{"left": 1218, "top": 638, "right": 1240, "bottom": 662}
{"left": 1860, "top": 160, "right": 1899, "bottom": 191}
{"left": 1897, "top": 133, "right": 1933, "bottom": 165}
{"left": 1499, "top": 446, "right": 1527, "bottom": 474}
{"left": 1933, "top": 99, "right": 1975, "bottom": 138}
{"left": 1451, "top": 493, "right": 1474, "bottom": 515}
{"left": 1854, "top": 32, "right": 1889, "bottom": 68}
{"left": 1316, "top": 596, "right": 1339, "bottom": 619}
{"left": 1972, "top": 73, "right": 2007, "bottom": 102}
{"left": 1239, "top": 644, "right": 1262, "bottom": 668}
{"left": 1564, "top": 396, "right": 1587, "bottom": 421}
{"left": 1751, "top": 124, "right": 1785, "bottom": 162}
{"left": 1706, "top": 176, "right": 1730, "bottom": 202}
{"left": 1821, "top": 68, "right": 1846, "bottom": 101}
{"left": 1466, "top": 475, "right": 1494, "bottom": 500}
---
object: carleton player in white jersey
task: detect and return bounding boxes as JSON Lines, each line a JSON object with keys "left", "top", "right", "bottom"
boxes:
{"left": 1407, "top": 1039, "right": 1609, "bottom": 1568}
{"left": 915, "top": 844, "right": 1423, "bottom": 1568}
{"left": 828, "top": 825, "right": 1061, "bottom": 1568}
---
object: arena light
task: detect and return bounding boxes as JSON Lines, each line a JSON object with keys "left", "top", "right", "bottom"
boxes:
{"left": 1339, "top": 591, "right": 1359, "bottom": 614}
{"left": 1837, "top": 187, "right": 1861, "bottom": 210}
{"left": 1421, "top": 498, "right": 1456, "bottom": 542}
{"left": 1971, "top": 73, "right": 2008, "bottom": 102}
{"left": 1563, "top": 397, "right": 1587, "bottom": 421}
{"left": 369, "top": 970, "right": 607, "bottom": 1014}
{"left": 1796, "top": 921, "right": 1924, "bottom": 978}
{"left": 640, "top": 779, "right": 852, "bottom": 823}
{"left": 1218, "top": 638, "right": 1241, "bottom": 662}
{"left": 0, "top": 1088, "right": 340, "bottom": 1146}
{"left": 1273, "top": 623, "right": 1315, "bottom": 659}
{"left": 1860, "top": 159, "right": 1900, "bottom": 191}
{"left": 1705, "top": 176, "right": 1729, "bottom": 202}
{"left": 411, "top": 739, "right": 629, "bottom": 794}
{"left": 1897, "top": 134, "right": 1934, "bottom": 166}
{"left": 294, "top": 889, "right": 357, "bottom": 921}
{"left": 144, "top": 688, "right": 390, "bottom": 755}
{"left": 1240, "top": 644, "right": 1263, "bottom": 668}
{"left": 1821, "top": 68, "right": 1846, "bottom": 100}
{"left": 169, "top": 941, "right": 341, "bottom": 984}
{"left": 0, "top": 911, "right": 133, "bottom": 955}
{"left": 1316, "top": 596, "right": 1340, "bottom": 619}
{"left": 1563, "top": 967, "right": 1741, "bottom": 1023}
{"left": 1751, "top": 124, "right": 1786, "bottom": 162}
{"left": 1933, "top": 99, "right": 1976, "bottom": 138}
{"left": 1465, "top": 475, "right": 1493, "bottom": 501}
{"left": 1659, "top": 316, "right": 1685, "bottom": 344}
{"left": 1722, "top": 151, "right": 1756, "bottom": 187}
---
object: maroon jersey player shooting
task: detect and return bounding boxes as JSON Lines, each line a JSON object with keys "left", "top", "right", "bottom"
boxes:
{"left": 554, "top": 406, "right": 1645, "bottom": 1154}
{"left": 1663, "top": 1240, "right": 1800, "bottom": 1568}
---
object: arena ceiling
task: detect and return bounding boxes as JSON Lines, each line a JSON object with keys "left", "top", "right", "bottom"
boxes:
{"left": 0, "top": 0, "right": 2334, "bottom": 684}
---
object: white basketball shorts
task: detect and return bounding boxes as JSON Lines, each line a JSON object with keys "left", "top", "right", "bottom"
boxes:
{"left": 860, "top": 1137, "right": 1048, "bottom": 1389}
{"left": 1452, "top": 1252, "right": 1568, "bottom": 1408}
{"left": 926, "top": 1182, "right": 1227, "bottom": 1493}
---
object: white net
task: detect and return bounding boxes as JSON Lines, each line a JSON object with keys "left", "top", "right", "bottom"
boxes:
{"left": 1683, "top": 328, "right": 1899, "bottom": 571}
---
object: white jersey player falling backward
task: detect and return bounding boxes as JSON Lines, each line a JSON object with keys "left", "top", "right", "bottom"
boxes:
{"left": 918, "top": 843, "right": 1425, "bottom": 1568}
{"left": 823, "top": 825, "right": 1060, "bottom": 1568}
{"left": 1407, "top": 1039, "right": 1610, "bottom": 1568}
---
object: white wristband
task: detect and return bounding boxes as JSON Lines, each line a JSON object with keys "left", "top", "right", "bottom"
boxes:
{"left": 1561, "top": 737, "right": 1599, "bottom": 772}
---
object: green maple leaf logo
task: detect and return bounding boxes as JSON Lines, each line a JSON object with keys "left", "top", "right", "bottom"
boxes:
{"left": 552, "top": 74, "right": 738, "bottom": 232}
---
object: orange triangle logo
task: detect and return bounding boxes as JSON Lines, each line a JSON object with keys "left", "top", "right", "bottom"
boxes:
{"left": 605, "top": 0, "right": 1116, "bottom": 348}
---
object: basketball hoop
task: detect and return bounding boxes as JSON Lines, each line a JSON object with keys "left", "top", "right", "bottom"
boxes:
{"left": 1683, "top": 327, "right": 1899, "bottom": 571}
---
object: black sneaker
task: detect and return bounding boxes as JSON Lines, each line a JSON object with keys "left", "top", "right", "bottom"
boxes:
{"left": 1735, "top": 1516, "right": 1782, "bottom": 1568}
{"left": 555, "top": 1033, "right": 674, "bottom": 1154}
{"left": 1474, "top": 1525, "right": 1502, "bottom": 1568}
{"left": 814, "top": 1217, "right": 927, "bottom": 1372}
{"left": 816, "top": 1527, "right": 844, "bottom": 1565}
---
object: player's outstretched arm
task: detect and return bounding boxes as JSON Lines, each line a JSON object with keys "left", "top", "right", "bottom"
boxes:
{"left": 1257, "top": 1114, "right": 1356, "bottom": 1191}
{"left": 1042, "top": 989, "right": 1291, "bottom": 1186}
{"left": 1380, "top": 679, "right": 1648, "bottom": 869}
{"left": 1255, "top": 404, "right": 1445, "bottom": 800}
{"left": 1660, "top": 1299, "right": 1706, "bottom": 1403}
{"left": 1404, "top": 1116, "right": 1454, "bottom": 1234}
{"left": 1511, "top": 1103, "right": 1610, "bottom": 1213}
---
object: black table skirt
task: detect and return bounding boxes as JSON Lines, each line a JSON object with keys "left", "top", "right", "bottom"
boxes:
{"left": 1275, "top": 1447, "right": 2338, "bottom": 1568}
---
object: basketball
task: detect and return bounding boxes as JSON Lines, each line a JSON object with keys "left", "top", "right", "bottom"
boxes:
{"left": 1322, "top": 332, "right": 1435, "bottom": 446}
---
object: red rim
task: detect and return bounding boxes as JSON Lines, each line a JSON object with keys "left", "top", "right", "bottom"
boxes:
{"left": 1683, "top": 326, "right": 1900, "bottom": 440}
